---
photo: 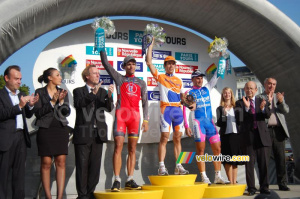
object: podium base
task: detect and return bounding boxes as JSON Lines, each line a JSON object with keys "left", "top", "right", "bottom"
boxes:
{"left": 94, "top": 189, "right": 164, "bottom": 199}
{"left": 202, "top": 183, "right": 246, "bottom": 198}
{"left": 142, "top": 183, "right": 208, "bottom": 199}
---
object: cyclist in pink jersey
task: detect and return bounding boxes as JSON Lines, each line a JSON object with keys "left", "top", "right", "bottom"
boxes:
{"left": 100, "top": 51, "right": 149, "bottom": 192}
{"left": 146, "top": 37, "right": 188, "bottom": 176}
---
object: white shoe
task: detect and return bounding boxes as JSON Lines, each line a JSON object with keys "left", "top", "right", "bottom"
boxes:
{"left": 201, "top": 177, "right": 211, "bottom": 185}
{"left": 158, "top": 166, "right": 169, "bottom": 176}
{"left": 174, "top": 165, "right": 189, "bottom": 175}
{"left": 214, "top": 176, "right": 230, "bottom": 184}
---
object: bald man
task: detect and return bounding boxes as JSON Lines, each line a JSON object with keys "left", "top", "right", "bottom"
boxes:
{"left": 236, "top": 81, "right": 271, "bottom": 196}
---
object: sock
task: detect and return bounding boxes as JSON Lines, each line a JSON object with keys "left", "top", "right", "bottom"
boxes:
{"left": 127, "top": 176, "right": 133, "bottom": 182}
{"left": 115, "top": 176, "right": 121, "bottom": 182}
{"left": 159, "top": 162, "right": 165, "bottom": 168}
{"left": 176, "top": 163, "right": 182, "bottom": 167}
{"left": 215, "top": 170, "right": 221, "bottom": 178}
{"left": 200, "top": 171, "right": 207, "bottom": 179}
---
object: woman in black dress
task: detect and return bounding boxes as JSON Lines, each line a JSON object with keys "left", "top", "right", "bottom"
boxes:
{"left": 34, "top": 68, "right": 70, "bottom": 199}
{"left": 216, "top": 87, "right": 243, "bottom": 184}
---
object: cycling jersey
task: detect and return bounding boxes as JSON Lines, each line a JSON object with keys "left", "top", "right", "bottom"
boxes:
{"left": 100, "top": 51, "right": 148, "bottom": 137}
{"left": 183, "top": 72, "right": 220, "bottom": 143}
{"left": 151, "top": 69, "right": 184, "bottom": 133}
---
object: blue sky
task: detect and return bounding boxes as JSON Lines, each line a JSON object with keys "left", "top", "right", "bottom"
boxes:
{"left": 0, "top": 0, "right": 299, "bottom": 93}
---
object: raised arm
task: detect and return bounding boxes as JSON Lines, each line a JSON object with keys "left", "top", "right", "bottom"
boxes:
{"left": 145, "top": 37, "right": 157, "bottom": 76}
{"left": 100, "top": 50, "right": 122, "bottom": 83}
{"left": 204, "top": 70, "right": 219, "bottom": 91}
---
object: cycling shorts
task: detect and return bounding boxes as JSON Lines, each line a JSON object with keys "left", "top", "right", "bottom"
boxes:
{"left": 113, "top": 108, "right": 140, "bottom": 138}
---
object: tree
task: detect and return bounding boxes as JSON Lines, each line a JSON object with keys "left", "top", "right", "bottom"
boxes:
{"left": 0, "top": 75, "right": 30, "bottom": 95}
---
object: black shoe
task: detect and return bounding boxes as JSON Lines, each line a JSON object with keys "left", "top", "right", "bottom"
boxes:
{"left": 111, "top": 180, "right": 121, "bottom": 192}
{"left": 248, "top": 191, "right": 256, "bottom": 196}
{"left": 279, "top": 185, "right": 290, "bottom": 191}
{"left": 125, "top": 179, "right": 141, "bottom": 190}
{"left": 260, "top": 189, "right": 271, "bottom": 194}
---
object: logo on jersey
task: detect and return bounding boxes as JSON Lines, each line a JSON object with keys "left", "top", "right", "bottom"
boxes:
{"left": 126, "top": 83, "right": 138, "bottom": 97}
{"left": 148, "top": 91, "right": 160, "bottom": 101}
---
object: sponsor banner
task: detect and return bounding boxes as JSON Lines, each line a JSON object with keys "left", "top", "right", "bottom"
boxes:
{"left": 175, "top": 65, "right": 198, "bottom": 74}
{"left": 86, "top": 59, "right": 114, "bottom": 70}
{"left": 117, "top": 61, "right": 143, "bottom": 72}
{"left": 86, "top": 46, "right": 114, "bottom": 56}
{"left": 99, "top": 75, "right": 114, "bottom": 85}
{"left": 117, "top": 47, "right": 142, "bottom": 58}
{"left": 129, "top": 30, "right": 143, "bottom": 45}
{"left": 106, "top": 32, "right": 128, "bottom": 40}
{"left": 147, "top": 77, "right": 158, "bottom": 87}
{"left": 175, "top": 52, "right": 198, "bottom": 62}
{"left": 182, "top": 78, "right": 193, "bottom": 88}
{"left": 147, "top": 63, "right": 165, "bottom": 73}
{"left": 152, "top": 50, "right": 172, "bottom": 60}
{"left": 148, "top": 91, "right": 160, "bottom": 101}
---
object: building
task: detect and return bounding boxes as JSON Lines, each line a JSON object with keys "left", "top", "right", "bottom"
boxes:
{"left": 234, "top": 66, "right": 263, "bottom": 99}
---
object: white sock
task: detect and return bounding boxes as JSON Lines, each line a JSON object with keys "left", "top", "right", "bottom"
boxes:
{"left": 127, "top": 176, "right": 133, "bottom": 181}
{"left": 115, "top": 176, "right": 121, "bottom": 182}
{"left": 200, "top": 171, "right": 207, "bottom": 179}
{"left": 215, "top": 170, "right": 221, "bottom": 178}
{"left": 159, "top": 162, "right": 165, "bottom": 168}
{"left": 176, "top": 163, "right": 182, "bottom": 167}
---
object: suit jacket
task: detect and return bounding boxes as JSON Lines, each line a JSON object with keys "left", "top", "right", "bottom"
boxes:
{"left": 258, "top": 92, "right": 290, "bottom": 138}
{"left": 34, "top": 86, "right": 70, "bottom": 128}
{"left": 216, "top": 106, "right": 242, "bottom": 136}
{"left": 235, "top": 96, "right": 271, "bottom": 147}
{"left": 73, "top": 85, "right": 114, "bottom": 144}
{"left": 0, "top": 88, "right": 33, "bottom": 151}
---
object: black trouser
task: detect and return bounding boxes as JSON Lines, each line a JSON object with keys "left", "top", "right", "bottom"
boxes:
{"left": 74, "top": 129, "right": 103, "bottom": 199}
{"left": 242, "top": 128, "right": 271, "bottom": 192}
{"left": 269, "top": 126, "right": 287, "bottom": 187}
{"left": 0, "top": 130, "right": 27, "bottom": 199}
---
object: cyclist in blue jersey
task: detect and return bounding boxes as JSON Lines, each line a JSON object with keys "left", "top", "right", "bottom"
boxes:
{"left": 183, "top": 70, "right": 229, "bottom": 184}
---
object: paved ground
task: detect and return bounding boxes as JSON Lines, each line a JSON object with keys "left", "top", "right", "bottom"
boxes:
{"left": 27, "top": 184, "right": 300, "bottom": 199}
{"left": 203, "top": 185, "right": 300, "bottom": 199}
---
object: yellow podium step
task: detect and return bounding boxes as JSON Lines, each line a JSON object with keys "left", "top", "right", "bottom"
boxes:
{"left": 148, "top": 174, "right": 197, "bottom": 186}
{"left": 202, "top": 183, "right": 246, "bottom": 198}
{"left": 142, "top": 183, "right": 208, "bottom": 199}
{"left": 94, "top": 189, "right": 164, "bottom": 199}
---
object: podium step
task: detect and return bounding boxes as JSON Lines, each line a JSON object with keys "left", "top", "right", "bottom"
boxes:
{"left": 202, "top": 183, "right": 246, "bottom": 198}
{"left": 148, "top": 174, "right": 197, "bottom": 186}
{"left": 94, "top": 189, "right": 164, "bottom": 199}
{"left": 142, "top": 183, "right": 208, "bottom": 199}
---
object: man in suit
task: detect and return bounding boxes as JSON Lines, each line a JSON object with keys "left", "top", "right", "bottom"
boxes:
{"left": 236, "top": 81, "right": 271, "bottom": 195}
{"left": 73, "top": 65, "right": 114, "bottom": 199}
{"left": 0, "top": 65, "right": 39, "bottom": 199}
{"left": 259, "top": 77, "right": 290, "bottom": 191}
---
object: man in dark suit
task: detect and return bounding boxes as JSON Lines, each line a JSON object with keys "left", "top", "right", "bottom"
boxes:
{"left": 73, "top": 65, "right": 114, "bottom": 199}
{"left": 236, "top": 81, "right": 271, "bottom": 196}
{"left": 0, "top": 65, "right": 39, "bottom": 199}
{"left": 259, "top": 77, "right": 290, "bottom": 191}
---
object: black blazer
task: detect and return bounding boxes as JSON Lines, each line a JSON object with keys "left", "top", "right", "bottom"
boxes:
{"left": 235, "top": 97, "right": 271, "bottom": 147}
{"left": 73, "top": 85, "right": 114, "bottom": 144}
{"left": 34, "top": 86, "right": 70, "bottom": 128}
{"left": 216, "top": 106, "right": 242, "bottom": 136}
{"left": 0, "top": 88, "right": 33, "bottom": 151}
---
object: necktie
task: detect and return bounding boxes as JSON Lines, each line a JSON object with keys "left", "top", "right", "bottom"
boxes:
{"left": 250, "top": 99, "right": 257, "bottom": 129}
{"left": 90, "top": 88, "right": 97, "bottom": 128}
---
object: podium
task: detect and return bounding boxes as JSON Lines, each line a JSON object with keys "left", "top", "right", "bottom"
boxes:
{"left": 94, "top": 174, "right": 246, "bottom": 199}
